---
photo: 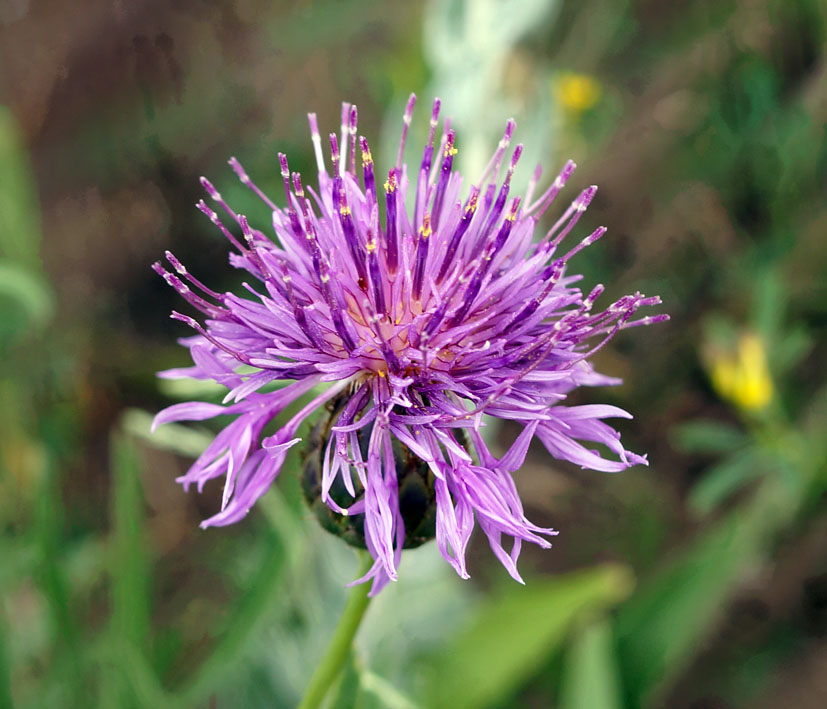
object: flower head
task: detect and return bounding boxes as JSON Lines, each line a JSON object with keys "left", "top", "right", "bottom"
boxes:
{"left": 153, "top": 95, "right": 666, "bottom": 594}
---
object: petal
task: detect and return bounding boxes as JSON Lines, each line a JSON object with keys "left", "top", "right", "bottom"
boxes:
{"left": 152, "top": 401, "right": 227, "bottom": 430}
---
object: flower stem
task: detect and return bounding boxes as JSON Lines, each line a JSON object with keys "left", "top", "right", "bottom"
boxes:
{"left": 298, "top": 552, "right": 373, "bottom": 709}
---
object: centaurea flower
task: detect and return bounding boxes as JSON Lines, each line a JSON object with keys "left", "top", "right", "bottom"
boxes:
{"left": 153, "top": 95, "right": 666, "bottom": 594}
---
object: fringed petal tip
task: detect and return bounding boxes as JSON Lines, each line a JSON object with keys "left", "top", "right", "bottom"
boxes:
{"left": 151, "top": 401, "right": 227, "bottom": 432}
{"left": 346, "top": 558, "right": 398, "bottom": 597}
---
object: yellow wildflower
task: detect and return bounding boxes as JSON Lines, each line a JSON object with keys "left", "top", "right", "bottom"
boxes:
{"left": 708, "top": 332, "right": 773, "bottom": 412}
{"left": 554, "top": 72, "right": 602, "bottom": 114}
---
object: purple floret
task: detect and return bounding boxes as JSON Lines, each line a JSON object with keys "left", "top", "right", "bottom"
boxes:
{"left": 153, "top": 94, "right": 666, "bottom": 594}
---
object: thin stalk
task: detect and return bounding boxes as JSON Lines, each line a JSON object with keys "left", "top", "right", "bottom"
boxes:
{"left": 298, "top": 552, "right": 373, "bottom": 709}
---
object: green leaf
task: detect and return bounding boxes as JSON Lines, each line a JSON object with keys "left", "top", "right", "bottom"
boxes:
{"left": 0, "top": 106, "right": 42, "bottom": 268}
{"left": 688, "top": 448, "right": 762, "bottom": 515}
{"left": 616, "top": 521, "right": 744, "bottom": 704}
{"left": 34, "top": 453, "right": 83, "bottom": 703}
{"left": 0, "top": 615, "right": 13, "bottom": 709}
{"left": 614, "top": 474, "right": 798, "bottom": 706}
{"left": 157, "top": 376, "right": 227, "bottom": 401}
{"left": 360, "top": 669, "right": 420, "bottom": 709}
{"left": 423, "top": 564, "right": 635, "bottom": 709}
{"left": 121, "top": 408, "right": 216, "bottom": 458}
{"left": 0, "top": 260, "right": 54, "bottom": 339}
{"left": 671, "top": 419, "right": 747, "bottom": 454}
{"left": 558, "top": 618, "right": 622, "bottom": 709}
{"left": 771, "top": 327, "right": 812, "bottom": 375}
{"left": 751, "top": 266, "right": 783, "bottom": 342}
{"left": 174, "top": 487, "right": 306, "bottom": 704}
{"left": 109, "top": 432, "right": 152, "bottom": 656}
{"left": 329, "top": 651, "right": 363, "bottom": 709}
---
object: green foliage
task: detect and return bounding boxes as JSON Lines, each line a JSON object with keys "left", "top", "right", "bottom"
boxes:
{"left": 558, "top": 618, "right": 622, "bottom": 709}
{"left": 687, "top": 448, "right": 762, "bottom": 514}
{"left": 671, "top": 419, "right": 747, "bottom": 455}
{"left": 110, "top": 434, "right": 152, "bottom": 656}
{"left": 0, "top": 108, "right": 53, "bottom": 344}
{"left": 0, "top": 107, "right": 42, "bottom": 268}
{"left": 0, "top": 615, "right": 13, "bottom": 709}
{"left": 423, "top": 565, "right": 634, "bottom": 709}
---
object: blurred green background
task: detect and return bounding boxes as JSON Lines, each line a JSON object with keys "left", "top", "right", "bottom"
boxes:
{"left": 1, "top": 0, "right": 826, "bottom": 707}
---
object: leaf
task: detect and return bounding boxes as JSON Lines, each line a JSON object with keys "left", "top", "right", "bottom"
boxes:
{"left": 157, "top": 376, "right": 228, "bottom": 401}
{"left": 0, "top": 106, "right": 42, "bottom": 268}
{"left": 771, "top": 327, "right": 812, "bottom": 375}
{"left": 558, "top": 618, "right": 622, "bottom": 709}
{"left": 614, "top": 474, "right": 798, "bottom": 706}
{"left": 329, "top": 651, "right": 363, "bottom": 709}
{"left": 616, "top": 520, "right": 744, "bottom": 704}
{"left": 173, "top": 486, "right": 306, "bottom": 704}
{"left": 109, "top": 432, "right": 152, "bottom": 655}
{"left": 751, "top": 266, "right": 784, "bottom": 342}
{"left": 360, "top": 669, "right": 420, "bottom": 709}
{"left": 688, "top": 448, "right": 762, "bottom": 515}
{"left": 671, "top": 419, "right": 747, "bottom": 454}
{"left": 0, "top": 615, "right": 13, "bottom": 709}
{"left": 121, "top": 408, "right": 216, "bottom": 458}
{"left": 0, "top": 260, "right": 54, "bottom": 338}
{"left": 423, "top": 564, "right": 635, "bottom": 709}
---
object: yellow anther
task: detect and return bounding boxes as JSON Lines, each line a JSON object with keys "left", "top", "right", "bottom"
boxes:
{"left": 366, "top": 239, "right": 377, "bottom": 253}
{"left": 339, "top": 205, "right": 352, "bottom": 216}
{"left": 361, "top": 149, "right": 373, "bottom": 165}
{"left": 384, "top": 173, "right": 397, "bottom": 193}
{"left": 444, "top": 144, "right": 458, "bottom": 158}
{"left": 377, "top": 369, "right": 386, "bottom": 378}
{"left": 420, "top": 215, "right": 432, "bottom": 239}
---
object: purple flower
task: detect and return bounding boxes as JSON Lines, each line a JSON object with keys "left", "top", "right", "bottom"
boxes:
{"left": 153, "top": 95, "right": 666, "bottom": 594}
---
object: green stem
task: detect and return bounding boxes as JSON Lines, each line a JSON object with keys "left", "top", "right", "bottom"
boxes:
{"left": 298, "top": 552, "right": 373, "bottom": 709}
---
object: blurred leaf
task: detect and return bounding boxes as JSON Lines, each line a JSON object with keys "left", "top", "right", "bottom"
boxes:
{"left": 329, "top": 651, "right": 363, "bottom": 709}
{"left": 158, "top": 374, "right": 298, "bottom": 402}
{"left": 0, "top": 616, "right": 13, "bottom": 709}
{"left": 752, "top": 267, "right": 783, "bottom": 341}
{"left": 109, "top": 640, "right": 178, "bottom": 709}
{"left": 175, "top": 491, "right": 304, "bottom": 704}
{"left": 671, "top": 419, "right": 747, "bottom": 454}
{"left": 157, "top": 376, "right": 227, "bottom": 401}
{"left": 360, "top": 669, "right": 419, "bottom": 709}
{"left": 616, "top": 517, "right": 748, "bottom": 704}
{"left": 0, "top": 106, "right": 42, "bottom": 268}
{"left": 770, "top": 326, "right": 812, "bottom": 375}
{"left": 423, "top": 564, "right": 634, "bottom": 709}
{"left": 688, "top": 448, "right": 763, "bottom": 515}
{"left": 110, "top": 432, "right": 152, "bottom": 655}
{"left": 558, "top": 618, "right": 622, "bottom": 709}
{"left": 0, "top": 261, "right": 54, "bottom": 339}
{"left": 615, "top": 472, "right": 801, "bottom": 706}
{"left": 121, "top": 408, "right": 216, "bottom": 458}
{"left": 34, "top": 454, "right": 83, "bottom": 704}
{"left": 422, "top": 0, "right": 560, "bottom": 185}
